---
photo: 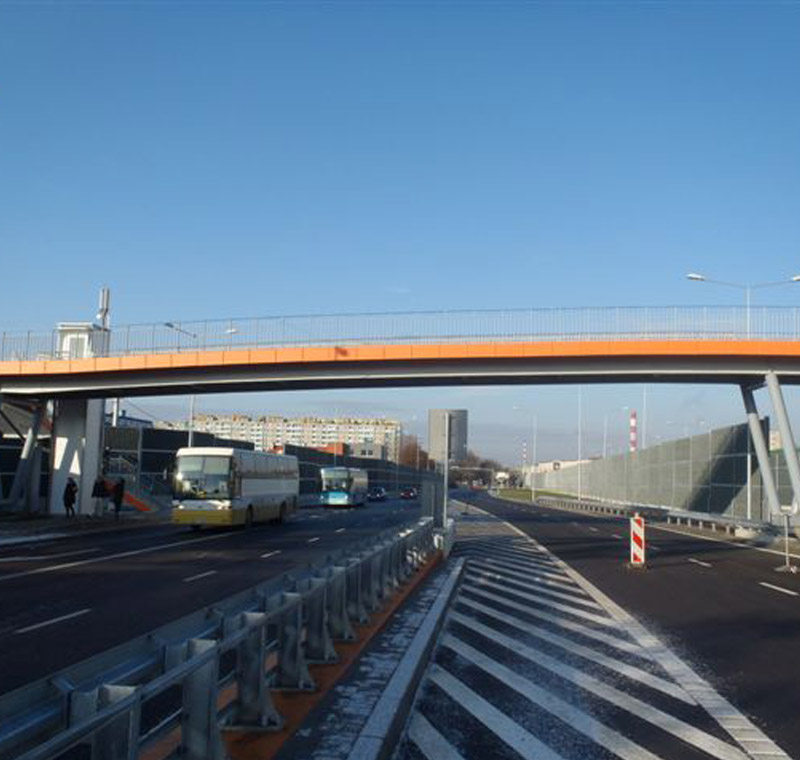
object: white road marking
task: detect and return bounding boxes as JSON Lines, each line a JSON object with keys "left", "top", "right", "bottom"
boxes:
{"left": 452, "top": 604, "right": 692, "bottom": 704}
{"left": 469, "top": 558, "right": 588, "bottom": 595}
{"left": 759, "top": 582, "right": 799, "bottom": 597}
{"left": 462, "top": 586, "right": 640, "bottom": 654}
{"left": 466, "top": 553, "right": 569, "bottom": 583}
{"left": 307, "top": 537, "right": 320, "bottom": 544}
{"left": 653, "top": 523, "right": 800, "bottom": 561}
{"left": 429, "top": 665, "right": 567, "bottom": 760}
{"left": 445, "top": 629, "right": 746, "bottom": 760}
{"left": 183, "top": 570, "right": 217, "bottom": 583}
{"left": 492, "top": 508, "right": 791, "bottom": 759}
{"left": 261, "top": 550, "right": 281, "bottom": 559}
{"left": 335, "top": 528, "right": 346, "bottom": 533}
{"left": 688, "top": 558, "right": 712, "bottom": 568}
{"left": 588, "top": 527, "right": 599, "bottom": 532}
{"left": 611, "top": 533, "right": 623, "bottom": 540}
{"left": 0, "top": 531, "right": 240, "bottom": 583}
{"left": 442, "top": 636, "right": 662, "bottom": 760}
{"left": 0, "top": 548, "right": 100, "bottom": 563}
{"left": 408, "top": 713, "right": 466, "bottom": 760}
{"left": 465, "top": 569, "right": 602, "bottom": 610}
{"left": 465, "top": 575, "right": 617, "bottom": 627}
{"left": 16, "top": 608, "right": 91, "bottom": 634}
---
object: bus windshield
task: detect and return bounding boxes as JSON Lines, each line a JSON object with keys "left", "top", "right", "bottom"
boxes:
{"left": 322, "top": 475, "right": 350, "bottom": 492}
{"left": 174, "top": 456, "right": 232, "bottom": 499}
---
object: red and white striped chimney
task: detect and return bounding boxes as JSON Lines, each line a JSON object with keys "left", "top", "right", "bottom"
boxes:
{"left": 629, "top": 410, "right": 638, "bottom": 453}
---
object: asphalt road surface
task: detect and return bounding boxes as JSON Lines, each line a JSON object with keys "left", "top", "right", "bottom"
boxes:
{"left": 450, "top": 491, "right": 800, "bottom": 758}
{"left": 0, "top": 498, "right": 421, "bottom": 696}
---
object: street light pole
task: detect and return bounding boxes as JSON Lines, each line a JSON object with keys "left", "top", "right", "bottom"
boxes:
{"left": 531, "top": 415, "right": 538, "bottom": 503}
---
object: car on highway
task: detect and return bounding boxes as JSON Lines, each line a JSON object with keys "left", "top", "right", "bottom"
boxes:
{"left": 368, "top": 486, "right": 387, "bottom": 502}
{"left": 400, "top": 487, "right": 418, "bottom": 500}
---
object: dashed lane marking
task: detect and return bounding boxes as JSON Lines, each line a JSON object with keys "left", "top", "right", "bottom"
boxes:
{"left": 759, "top": 582, "right": 799, "bottom": 597}
{"left": 335, "top": 528, "right": 346, "bottom": 533}
{"left": 307, "top": 537, "right": 320, "bottom": 544}
{"left": 688, "top": 558, "right": 713, "bottom": 568}
{"left": 16, "top": 608, "right": 91, "bottom": 634}
{"left": 261, "top": 550, "right": 282, "bottom": 559}
{"left": 611, "top": 533, "right": 623, "bottom": 539}
{"left": 183, "top": 570, "right": 218, "bottom": 583}
{"left": 588, "top": 527, "right": 599, "bottom": 532}
{"left": 0, "top": 548, "right": 100, "bottom": 563}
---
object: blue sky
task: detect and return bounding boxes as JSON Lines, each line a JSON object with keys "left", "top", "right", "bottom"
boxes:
{"left": 1, "top": 2, "right": 799, "bottom": 462}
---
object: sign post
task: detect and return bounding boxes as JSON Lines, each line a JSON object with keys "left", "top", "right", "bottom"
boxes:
{"left": 776, "top": 500, "right": 798, "bottom": 575}
{"left": 629, "top": 512, "right": 646, "bottom": 569}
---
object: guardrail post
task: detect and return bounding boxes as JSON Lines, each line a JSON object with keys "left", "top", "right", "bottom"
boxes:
{"left": 320, "top": 566, "right": 355, "bottom": 641}
{"left": 232, "top": 612, "right": 282, "bottom": 730}
{"left": 304, "top": 579, "right": 338, "bottom": 663}
{"left": 346, "top": 558, "right": 368, "bottom": 625}
{"left": 181, "top": 638, "right": 224, "bottom": 760}
{"left": 272, "top": 593, "right": 314, "bottom": 690}
{"left": 95, "top": 685, "right": 140, "bottom": 760}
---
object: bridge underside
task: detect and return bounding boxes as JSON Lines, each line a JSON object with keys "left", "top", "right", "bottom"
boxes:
{"left": 3, "top": 355, "right": 800, "bottom": 400}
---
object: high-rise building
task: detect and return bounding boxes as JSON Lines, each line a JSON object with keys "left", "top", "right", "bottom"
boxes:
{"left": 428, "top": 409, "right": 468, "bottom": 465}
{"left": 157, "top": 413, "right": 402, "bottom": 460}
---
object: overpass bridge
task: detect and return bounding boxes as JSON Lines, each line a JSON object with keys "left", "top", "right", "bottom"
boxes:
{"left": 3, "top": 305, "right": 800, "bottom": 518}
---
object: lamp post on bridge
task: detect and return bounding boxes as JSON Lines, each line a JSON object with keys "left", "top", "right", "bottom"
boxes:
{"left": 686, "top": 273, "right": 800, "bottom": 339}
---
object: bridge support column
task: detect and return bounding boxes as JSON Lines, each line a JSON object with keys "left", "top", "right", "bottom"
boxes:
{"left": 765, "top": 371, "right": 800, "bottom": 513}
{"left": 49, "top": 398, "right": 105, "bottom": 515}
{"left": 741, "top": 385, "right": 780, "bottom": 521}
{"left": 5, "top": 401, "right": 45, "bottom": 512}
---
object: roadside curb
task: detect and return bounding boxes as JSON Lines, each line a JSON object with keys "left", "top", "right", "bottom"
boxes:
{"left": 346, "top": 557, "right": 465, "bottom": 760}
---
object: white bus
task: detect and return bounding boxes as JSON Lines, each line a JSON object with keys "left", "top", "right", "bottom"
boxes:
{"left": 172, "top": 447, "right": 299, "bottom": 528}
{"left": 320, "top": 467, "right": 369, "bottom": 507}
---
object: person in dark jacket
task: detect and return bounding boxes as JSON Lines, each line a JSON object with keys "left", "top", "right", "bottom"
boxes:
{"left": 63, "top": 477, "right": 78, "bottom": 518}
{"left": 111, "top": 478, "right": 125, "bottom": 521}
{"left": 91, "top": 476, "right": 108, "bottom": 516}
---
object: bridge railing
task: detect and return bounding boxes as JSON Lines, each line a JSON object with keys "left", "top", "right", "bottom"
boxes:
{"left": 3, "top": 306, "right": 800, "bottom": 362}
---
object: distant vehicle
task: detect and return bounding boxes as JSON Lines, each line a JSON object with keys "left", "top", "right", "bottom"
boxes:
{"left": 320, "top": 467, "right": 369, "bottom": 507}
{"left": 172, "top": 447, "right": 299, "bottom": 529}
{"left": 400, "top": 487, "right": 418, "bottom": 500}
{"left": 368, "top": 486, "right": 387, "bottom": 502}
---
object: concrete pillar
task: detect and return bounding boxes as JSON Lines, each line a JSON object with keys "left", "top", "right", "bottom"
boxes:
{"left": 7, "top": 402, "right": 44, "bottom": 511}
{"left": 765, "top": 371, "right": 800, "bottom": 513}
{"left": 741, "top": 385, "right": 781, "bottom": 521}
{"left": 49, "top": 398, "right": 105, "bottom": 515}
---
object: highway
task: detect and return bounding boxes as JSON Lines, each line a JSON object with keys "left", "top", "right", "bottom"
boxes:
{"left": 0, "top": 498, "right": 421, "bottom": 696}
{"left": 452, "top": 491, "right": 800, "bottom": 758}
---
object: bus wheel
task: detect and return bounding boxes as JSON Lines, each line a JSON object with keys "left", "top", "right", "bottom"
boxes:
{"left": 245, "top": 506, "right": 254, "bottom": 529}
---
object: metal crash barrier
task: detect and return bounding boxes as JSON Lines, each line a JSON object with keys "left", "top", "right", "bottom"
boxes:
{"left": 0, "top": 518, "right": 436, "bottom": 760}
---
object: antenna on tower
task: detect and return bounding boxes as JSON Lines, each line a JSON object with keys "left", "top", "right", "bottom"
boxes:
{"left": 96, "top": 287, "right": 111, "bottom": 329}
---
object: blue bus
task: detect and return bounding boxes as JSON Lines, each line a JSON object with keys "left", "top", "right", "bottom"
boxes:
{"left": 320, "top": 467, "right": 369, "bottom": 507}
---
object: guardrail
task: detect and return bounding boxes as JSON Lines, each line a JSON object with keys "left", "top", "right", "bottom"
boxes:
{"left": 4, "top": 305, "right": 800, "bottom": 361}
{"left": 0, "top": 517, "right": 437, "bottom": 760}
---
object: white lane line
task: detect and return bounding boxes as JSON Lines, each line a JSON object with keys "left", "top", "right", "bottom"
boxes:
{"left": 0, "top": 531, "right": 240, "bottom": 583}
{"left": 441, "top": 637, "right": 662, "bottom": 760}
{"left": 307, "top": 537, "right": 320, "bottom": 544}
{"left": 445, "top": 631, "right": 746, "bottom": 760}
{"left": 465, "top": 575, "right": 618, "bottom": 627}
{"left": 759, "top": 582, "right": 799, "bottom": 597}
{"left": 0, "top": 548, "right": 101, "bottom": 563}
{"left": 261, "top": 550, "right": 282, "bottom": 559}
{"left": 465, "top": 569, "right": 602, "bottom": 610}
{"left": 688, "top": 558, "right": 712, "bottom": 568}
{"left": 588, "top": 527, "right": 599, "bottom": 533}
{"left": 653, "top": 523, "right": 800, "bottom": 561}
{"left": 183, "top": 570, "right": 218, "bottom": 583}
{"left": 453, "top": 602, "right": 693, "bottom": 704}
{"left": 335, "top": 528, "right": 346, "bottom": 534}
{"left": 429, "top": 665, "right": 567, "bottom": 760}
{"left": 491, "top": 508, "right": 791, "bottom": 759}
{"left": 461, "top": 586, "right": 641, "bottom": 655}
{"left": 469, "top": 558, "right": 588, "bottom": 596}
{"left": 408, "top": 713, "right": 466, "bottom": 760}
{"left": 611, "top": 534, "right": 623, "bottom": 540}
{"left": 16, "top": 608, "right": 91, "bottom": 634}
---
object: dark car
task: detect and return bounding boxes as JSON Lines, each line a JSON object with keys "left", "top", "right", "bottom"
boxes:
{"left": 400, "top": 487, "right": 418, "bottom": 500}
{"left": 368, "top": 486, "right": 387, "bottom": 502}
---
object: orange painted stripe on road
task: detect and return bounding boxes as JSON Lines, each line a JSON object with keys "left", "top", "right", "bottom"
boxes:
{"left": 2, "top": 339, "right": 800, "bottom": 379}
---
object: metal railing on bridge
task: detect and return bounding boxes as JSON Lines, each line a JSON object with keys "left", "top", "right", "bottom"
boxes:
{"left": 3, "top": 306, "right": 800, "bottom": 362}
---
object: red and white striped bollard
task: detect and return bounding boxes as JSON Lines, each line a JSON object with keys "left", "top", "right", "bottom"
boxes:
{"left": 630, "top": 512, "right": 646, "bottom": 568}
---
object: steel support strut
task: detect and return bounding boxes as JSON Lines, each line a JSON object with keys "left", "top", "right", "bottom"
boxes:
{"left": 6, "top": 401, "right": 44, "bottom": 510}
{"left": 741, "top": 385, "right": 781, "bottom": 519}
{"left": 765, "top": 371, "right": 800, "bottom": 510}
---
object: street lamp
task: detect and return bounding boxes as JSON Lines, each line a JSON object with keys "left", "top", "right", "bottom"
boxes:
{"left": 686, "top": 273, "right": 800, "bottom": 339}
{"left": 513, "top": 405, "right": 538, "bottom": 503}
{"left": 164, "top": 323, "right": 198, "bottom": 445}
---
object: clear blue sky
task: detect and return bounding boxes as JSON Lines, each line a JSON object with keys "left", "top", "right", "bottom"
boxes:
{"left": 1, "top": 2, "right": 799, "bottom": 463}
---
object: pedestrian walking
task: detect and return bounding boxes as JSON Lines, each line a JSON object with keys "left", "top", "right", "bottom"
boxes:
{"left": 63, "top": 477, "right": 78, "bottom": 518}
{"left": 92, "top": 476, "right": 108, "bottom": 516}
{"left": 111, "top": 477, "right": 125, "bottom": 521}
